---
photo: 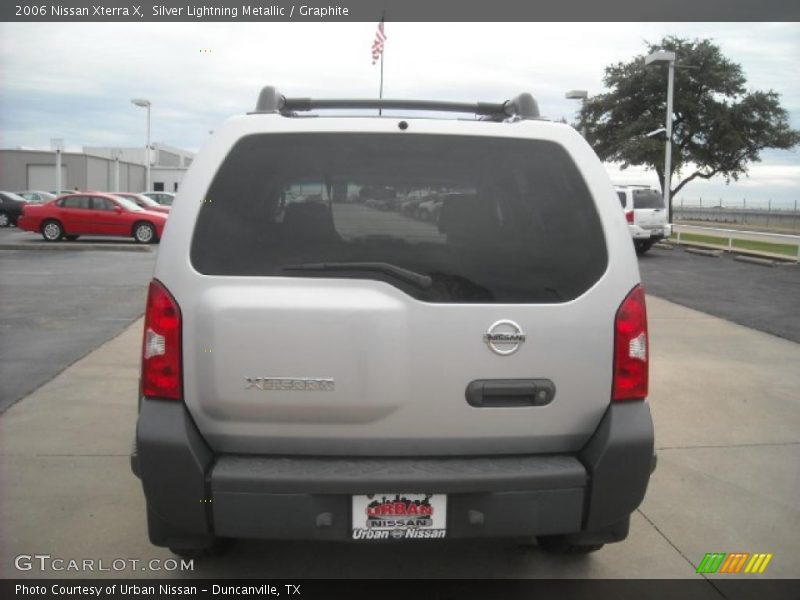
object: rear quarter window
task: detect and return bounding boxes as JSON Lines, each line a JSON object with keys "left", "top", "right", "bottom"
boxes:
{"left": 60, "top": 196, "right": 91, "bottom": 209}
{"left": 191, "top": 133, "right": 608, "bottom": 303}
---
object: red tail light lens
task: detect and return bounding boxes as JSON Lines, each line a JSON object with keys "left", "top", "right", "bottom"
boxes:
{"left": 141, "top": 280, "right": 182, "bottom": 400}
{"left": 625, "top": 210, "right": 634, "bottom": 224}
{"left": 612, "top": 284, "right": 648, "bottom": 402}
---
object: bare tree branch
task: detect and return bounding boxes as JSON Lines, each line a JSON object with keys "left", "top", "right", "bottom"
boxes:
{"left": 672, "top": 169, "right": 719, "bottom": 197}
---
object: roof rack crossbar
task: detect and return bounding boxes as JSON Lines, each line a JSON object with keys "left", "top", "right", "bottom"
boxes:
{"left": 253, "top": 86, "right": 540, "bottom": 119}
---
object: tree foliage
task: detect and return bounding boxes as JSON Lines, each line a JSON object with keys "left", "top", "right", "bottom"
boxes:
{"left": 577, "top": 36, "right": 800, "bottom": 216}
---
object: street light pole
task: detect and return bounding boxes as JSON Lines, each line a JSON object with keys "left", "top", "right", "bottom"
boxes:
{"left": 131, "top": 98, "right": 151, "bottom": 192}
{"left": 565, "top": 90, "right": 588, "bottom": 137}
{"left": 112, "top": 148, "right": 121, "bottom": 191}
{"left": 145, "top": 104, "right": 150, "bottom": 191}
{"left": 51, "top": 138, "right": 64, "bottom": 192}
{"left": 645, "top": 50, "right": 676, "bottom": 222}
{"left": 664, "top": 59, "right": 675, "bottom": 222}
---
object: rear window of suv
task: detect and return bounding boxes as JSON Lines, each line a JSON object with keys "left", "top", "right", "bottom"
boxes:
{"left": 191, "top": 133, "right": 608, "bottom": 303}
{"left": 632, "top": 189, "right": 664, "bottom": 209}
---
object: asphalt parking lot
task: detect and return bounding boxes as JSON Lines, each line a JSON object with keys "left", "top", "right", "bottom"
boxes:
{"left": 0, "top": 229, "right": 156, "bottom": 412}
{"left": 639, "top": 245, "right": 800, "bottom": 343}
{"left": 0, "top": 231, "right": 798, "bottom": 587}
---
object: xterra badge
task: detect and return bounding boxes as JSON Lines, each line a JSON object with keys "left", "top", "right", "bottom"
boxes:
{"left": 245, "top": 377, "right": 335, "bottom": 391}
{"left": 483, "top": 320, "right": 526, "bottom": 355}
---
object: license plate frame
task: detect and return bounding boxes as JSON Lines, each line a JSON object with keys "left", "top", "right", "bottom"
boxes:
{"left": 351, "top": 493, "right": 447, "bottom": 541}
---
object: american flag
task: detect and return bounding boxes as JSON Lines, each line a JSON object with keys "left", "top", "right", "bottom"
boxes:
{"left": 371, "top": 19, "right": 386, "bottom": 65}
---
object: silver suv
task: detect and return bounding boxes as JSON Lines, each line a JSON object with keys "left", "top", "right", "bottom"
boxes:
{"left": 132, "top": 87, "right": 655, "bottom": 557}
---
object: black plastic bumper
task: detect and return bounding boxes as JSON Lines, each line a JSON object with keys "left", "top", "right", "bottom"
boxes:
{"left": 133, "top": 399, "right": 653, "bottom": 546}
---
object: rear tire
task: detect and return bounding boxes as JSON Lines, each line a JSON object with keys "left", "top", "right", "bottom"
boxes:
{"left": 41, "top": 220, "right": 63, "bottom": 242}
{"left": 0, "top": 212, "right": 9, "bottom": 227}
{"left": 133, "top": 222, "right": 156, "bottom": 244}
{"left": 536, "top": 535, "right": 604, "bottom": 554}
{"left": 634, "top": 241, "right": 652, "bottom": 256}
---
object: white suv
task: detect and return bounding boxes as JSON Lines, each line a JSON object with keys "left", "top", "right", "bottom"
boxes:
{"left": 615, "top": 185, "right": 672, "bottom": 255}
{"left": 132, "top": 87, "right": 655, "bottom": 557}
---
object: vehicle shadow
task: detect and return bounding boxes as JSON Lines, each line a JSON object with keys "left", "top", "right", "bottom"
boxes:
{"left": 173, "top": 538, "right": 595, "bottom": 579}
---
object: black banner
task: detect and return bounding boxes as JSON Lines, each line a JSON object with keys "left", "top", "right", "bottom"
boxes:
{"left": 2, "top": 0, "right": 799, "bottom": 22}
{"left": 3, "top": 580, "right": 800, "bottom": 600}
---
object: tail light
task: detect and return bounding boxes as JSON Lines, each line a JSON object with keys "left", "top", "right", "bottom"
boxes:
{"left": 612, "top": 284, "right": 648, "bottom": 401}
{"left": 625, "top": 210, "right": 634, "bottom": 224}
{"left": 141, "top": 280, "right": 182, "bottom": 400}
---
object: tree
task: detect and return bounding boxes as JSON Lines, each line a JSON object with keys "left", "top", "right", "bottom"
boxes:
{"left": 576, "top": 36, "right": 800, "bottom": 220}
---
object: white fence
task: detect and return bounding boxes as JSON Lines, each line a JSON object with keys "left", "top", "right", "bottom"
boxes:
{"left": 672, "top": 224, "right": 800, "bottom": 261}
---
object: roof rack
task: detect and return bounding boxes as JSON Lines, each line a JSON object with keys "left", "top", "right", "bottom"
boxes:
{"left": 252, "top": 86, "right": 540, "bottom": 120}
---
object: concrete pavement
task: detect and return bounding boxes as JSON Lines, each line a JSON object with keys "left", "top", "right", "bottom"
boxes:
{"left": 0, "top": 296, "right": 798, "bottom": 581}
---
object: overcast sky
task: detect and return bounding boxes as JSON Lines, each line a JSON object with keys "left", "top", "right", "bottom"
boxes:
{"left": 1, "top": 22, "right": 798, "bottom": 206}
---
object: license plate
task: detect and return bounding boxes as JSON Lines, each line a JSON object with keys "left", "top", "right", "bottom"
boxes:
{"left": 351, "top": 493, "right": 447, "bottom": 540}
{"left": 650, "top": 228, "right": 663, "bottom": 236}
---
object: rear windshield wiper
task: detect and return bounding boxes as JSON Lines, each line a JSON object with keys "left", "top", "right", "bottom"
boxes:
{"left": 282, "top": 262, "right": 433, "bottom": 290}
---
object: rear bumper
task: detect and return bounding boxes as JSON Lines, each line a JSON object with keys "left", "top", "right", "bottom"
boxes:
{"left": 630, "top": 223, "right": 671, "bottom": 242}
{"left": 628, "top": 224, "right": 652, "bottom": 240}
{"left": 132, "top": 399, "right": 654, "bottom": 546}
{"left": 0, "top": 209, "right": 23, "bottom": 224}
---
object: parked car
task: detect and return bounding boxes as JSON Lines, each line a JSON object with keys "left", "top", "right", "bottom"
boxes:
{"left": 17, "top": 192, "right": 167, "bottom": 243}
{"left": 16, "top": 190, "right": 56, "bottom": 204}
{"left": 398, "top": 194, "right": 432, "bottom": 217}
{"left": 143, "top": 191, "right": 176, "bottom": 206}
{"left": 615, "top": 185, "right": 672, "bottom": 255}
{"left": 416, "top": 197, "right": 444, "bottom": 222}
{"left": 0, "top": 191, "right": 30, "bottom": 226}
{"left": 113, "top": 192, "right": 171, "bottom": 214}
{"left": 364, "top": 197, "right": 390, "bottom": 210}
{"left": 132, "top": 86, "right": 653, "bottom": 558}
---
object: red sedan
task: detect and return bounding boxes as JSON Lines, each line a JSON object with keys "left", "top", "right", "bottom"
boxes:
{"left": 18, "top": 192, "right": 167, "bottom": 244}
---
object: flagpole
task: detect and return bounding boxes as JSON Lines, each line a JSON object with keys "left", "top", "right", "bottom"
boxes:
{"left": 379, "top": 50, "right": 384, "bottom": 116}
{"left": 378, "top": 12, "right": 385, "bottom": 116}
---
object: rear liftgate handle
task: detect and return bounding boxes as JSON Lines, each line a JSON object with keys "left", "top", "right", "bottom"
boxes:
{"left": 465, "top": 379, "right": 556, "bottom": 408}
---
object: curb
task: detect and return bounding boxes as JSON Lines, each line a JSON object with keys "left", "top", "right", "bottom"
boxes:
{"left": 733, "top": 255, "right": 777, "bottom": 268}
{"left": 0, "top": 243, "right": 154, "bottom": 253}
{"left": 684, "top": 247, "right": 722, "bottom": 258}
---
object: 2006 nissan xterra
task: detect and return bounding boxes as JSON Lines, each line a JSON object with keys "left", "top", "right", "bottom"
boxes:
{"left": 132, "top": 86, "right": 655, "bottom": 557}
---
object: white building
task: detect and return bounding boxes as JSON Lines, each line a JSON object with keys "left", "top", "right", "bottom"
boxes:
{"left": 84, "top": 142, "right": 195, "bottom": 193}
{"left": 0, "top": 149, "right": 145, "bottom": 192}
